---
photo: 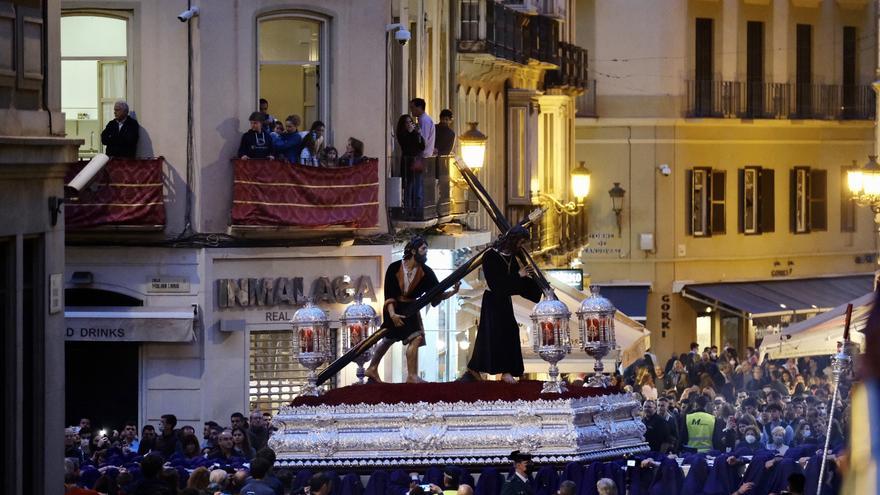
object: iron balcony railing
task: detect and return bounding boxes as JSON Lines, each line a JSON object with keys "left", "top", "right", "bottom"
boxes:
{"left": 545, "top": 42, "right": 588, "bottom": 90}
{"left": 503, "top": 0, "right": 566, "bottom": 19}
{"left": 686, "top": 80, "right": 876, "bottom": 120}
{"left": 575, "top": 79, "right": 598, "bottom": 117}
{"left": 458, "top": 0, "right": 559, "bottom": 66}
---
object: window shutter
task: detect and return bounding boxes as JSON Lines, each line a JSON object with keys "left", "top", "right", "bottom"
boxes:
{"left": 789, "top": 169, "right": 798, "bottom": 232}
{"left": 759, "top": 168, "right": 775, "bottom": 233}
{"left": 810, "top": 169, "right": 827, "bottom": 231}
{"left": 841, "top": 166, "right": 856, "bottom": 232}
{"left": 711, "top": 170, "right": 726, "bottom": 234}
{"left": 737, "top": 169, "right": 745, "bottom": 233}
{"left": 686, "top": 169, "right": 694, "bottom": 235}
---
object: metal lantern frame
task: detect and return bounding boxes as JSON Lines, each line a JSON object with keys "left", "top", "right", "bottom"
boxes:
{"left": 339, "top": 295, "right": 379, "bottom": 385}
{"left": 292, "top": 300, "right": 332, "bottom": 397}
{"left": 530, "top": 293, "right": 572, "bottom": 394}
{"left": 577, "top": 288, "right": 617, "bottom": 388}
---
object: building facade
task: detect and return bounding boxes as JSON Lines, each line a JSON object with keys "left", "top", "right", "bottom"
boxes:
{"left": 575, "top": 0, "right": 878, "bottom": 361}
{"left": 1, "top": 0, "right": 82, "bottom": 492}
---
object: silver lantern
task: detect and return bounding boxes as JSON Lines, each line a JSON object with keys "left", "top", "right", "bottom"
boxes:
{"left": 577, "top": 287, "right": 616, "bottom": 387}
{"left": 530, "top": 292, "right": 572, "bottom": 394}
{"left": 292, "top": 300, "right": 331, "bottom": 396}
{"left": 340, "top": 294, "right": 379, "bottom": 385}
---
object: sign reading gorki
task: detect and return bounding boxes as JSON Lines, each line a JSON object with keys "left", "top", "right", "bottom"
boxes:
{"left": 216, "top": 275, "right": 377, "bottom": 309}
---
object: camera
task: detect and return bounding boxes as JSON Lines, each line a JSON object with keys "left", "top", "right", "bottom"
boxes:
{"left": 395, "top": 28, "right": 411, "bottom": 46}
{"left": 178, "top": 6, "right": 199, "bottom": 22}
{"left": 66, "top": 153, "right": 110, "bottom": 195}
{"left": 658, "top": 164, "right": 672, "bottom": 176}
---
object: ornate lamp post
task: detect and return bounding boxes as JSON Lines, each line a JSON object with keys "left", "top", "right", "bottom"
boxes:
{"left": 530, "top": 293, "right": 572, "bottom": 394}
{"left": 577, "top": 288, "right": 617, "bottom": 388}
{"left": 339, "top": 295, "right": 379, "bottom": 385}
{"left": 459, "top": 122, "right": 488, "bottom": 171}
{"left": 571, "top": 161, "right": 592, "bottom": 206}
{"left": 292, "top": 300, "right": 331, "bottom": 396}
{"left": 608, "top": 182, "right": 626, "bottom": 236}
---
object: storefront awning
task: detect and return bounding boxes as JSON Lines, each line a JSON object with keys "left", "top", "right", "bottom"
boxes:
{"left": 758, "top": 291, "right": 873, "bottom": 361}
{"left": 594, "top": 284, "right": 651, "bottom": 320}
{"left": 681, "top": 274, "right": 873, "bottom": 318}
{"left": 65, "top": 306, "right": 197, "bottom": 342}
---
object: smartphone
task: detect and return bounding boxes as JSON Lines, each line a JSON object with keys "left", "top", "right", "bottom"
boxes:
{"left": 419, "top": 484, "right": 433, "bottom": 491}
{"left": 626, "top": 459, "right": 636, "bottom": 467}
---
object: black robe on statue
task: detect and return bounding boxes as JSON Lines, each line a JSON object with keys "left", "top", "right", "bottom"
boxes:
{"left": 381, "top": 259, "right": 441, "bottom": 343}
{"left": 468, "top": 249, "right": 542, "bottom": 376}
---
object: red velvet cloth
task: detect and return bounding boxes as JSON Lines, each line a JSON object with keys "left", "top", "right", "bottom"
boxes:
{"left": 292, "top": 380, "right": 620, "bottom": 407}
{"left": 65, "top": 157, "right": 166, "bottom": 229}
{"left": 231, "top": 159, "right": 379, "bottom": 228}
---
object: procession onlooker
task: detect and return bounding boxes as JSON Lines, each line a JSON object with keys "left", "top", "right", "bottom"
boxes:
{"left": 339, "top": 137, "right": 366, "bottom": 166}
{"left": 238, "top": 112, "right": 275, "bottom": 160}
{"left": 396, "top": 113, "right": 425, "bottom": 218}
{"left": 272, "top": 115, "right": 303, "bottom": 163}
{"left": 299, "top": 121, "right": 326, "bottom": 166}
{"left": 435, "top": 109, "right": 455, "bottom": 156}
{"left": 101, "top": 100, "right": 140, "bottom": 157}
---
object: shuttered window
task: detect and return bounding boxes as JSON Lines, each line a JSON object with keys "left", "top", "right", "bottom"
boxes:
{"left": 790, "top": 167, "right": 826, "bottom": 233}
{"left": 738, "top": 166, "right": 774, "bottom": 235}
{"left": 687, "top": 167, "right": 726, "bottom": 237}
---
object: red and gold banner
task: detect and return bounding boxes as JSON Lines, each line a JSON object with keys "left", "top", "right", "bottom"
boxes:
{"left": 65, "top": 157, "right": 166, "bottom": 229}
{"left": 231, "top": 159, "right": 379, "bottom": 228}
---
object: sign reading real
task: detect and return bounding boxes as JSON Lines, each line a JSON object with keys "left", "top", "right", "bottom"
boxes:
{"left": 216, "top": 275, "right": 377, "bottom": 308}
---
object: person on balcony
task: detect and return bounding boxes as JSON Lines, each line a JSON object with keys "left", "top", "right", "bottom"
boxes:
{"left": 238, "top": 112, "right": 275, "bottom": 160}
{"left": 435, "top": 109, "right": 456, "bottom": 157}
{"left": 100, "top": 100, "right": 140, "bottom": 158}
{"left": 259, "top": 98, "right": 277, "bottom": 128}
{"left": 339, "top": 137, "right": 366, "bottom": 166}
{"left": 320, "top": 147, "right": 339, "bottom": 167}
{"left": 363, "top": 236, "right": 459, "bottom": 384}
{"left": 299, "top": 121, "right": 326, "bottom": 166}
{"left": 272, "top": 115, "right": 303, "bottom": 163}
{"left": 396, "top": 114, "right": 425, "bottom": 218}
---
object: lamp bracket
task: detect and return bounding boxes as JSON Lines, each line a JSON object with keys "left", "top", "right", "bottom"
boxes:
{"left": 532, "top": 192, "right": 583, "bottom": 216}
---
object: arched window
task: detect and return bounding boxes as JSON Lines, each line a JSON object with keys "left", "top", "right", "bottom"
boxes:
{"left": 257, "top": 13, "right": 328, "bottom": 129}
{"left": 61, "top": 12, "right": 131, "bottom": 158}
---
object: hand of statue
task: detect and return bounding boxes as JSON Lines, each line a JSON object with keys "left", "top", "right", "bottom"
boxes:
{"left": 453, "top": 281, "right": 461, "bottom": 293}
{"left": 390, "top": 312, "right": 405, "bottom": 327}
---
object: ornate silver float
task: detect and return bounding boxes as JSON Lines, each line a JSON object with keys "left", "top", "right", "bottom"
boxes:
{"left": 530, "top": 292, "right": 572, "bottom": 394}
{"left": 339, "top": 295, "right": 379, "bottom": 385}
{"left": 292, "top": 300, "right": 331, "bottom": 396}
{"left": 577, "top": 288, "right": 617, "bottom": 387}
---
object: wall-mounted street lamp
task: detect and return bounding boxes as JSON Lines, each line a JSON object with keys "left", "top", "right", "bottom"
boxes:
{"left": 459, "top": 122, "right": 488, "bottom": 171}
{"left": 530, "top": 163, "right": 591, "bottom": 216}
{"left": 608, "top": 182, "right": 626, "bottom": 235}
{"left": 848, "top": 155, "right": 880, "bottom": 212}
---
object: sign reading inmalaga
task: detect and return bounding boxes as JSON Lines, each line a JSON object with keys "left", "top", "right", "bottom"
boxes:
{"left": 216, "top": 275, "right": 377, "bottom": 308}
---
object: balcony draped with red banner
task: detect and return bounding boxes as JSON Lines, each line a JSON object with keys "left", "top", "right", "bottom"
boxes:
{"left": 65, "top": 157, "right": 166, "bottom": 229}
{"left": 231, "top": 159, "right": 379, "bottom": 229}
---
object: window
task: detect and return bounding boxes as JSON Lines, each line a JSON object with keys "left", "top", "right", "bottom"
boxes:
{"left": 738, "top": 166, "right": 774, "bottom": 235}
{"left": 687, "top": 167, "right": 726, "bottom": 237}
{"left": 746, "top": 21, "right": 764, "bottom": 117}
{"left": 790, "top": 167, "right": 827, "bottom": 233}
{"left": 693, "top": 18, "right": 714, "bottom": 116}
{"left": 257, "top": 14, "right": 326, "bottom": 129}
{"left": 795, "top": 24, "right": 812, "bottom": 117}
{"left": 61, "top": 13, "right": 129, "bottom": 158}
{"left": 507, "top": 106, "right": 529, "bottom": 204}
{"left": 248, "top": 329, "right": 336, "bottom": 411}
{"left": 842, "top": 26, "right": 857, "bottom": 119}
{"left": 841, "top": 165, "right": 856, "bottom": 232}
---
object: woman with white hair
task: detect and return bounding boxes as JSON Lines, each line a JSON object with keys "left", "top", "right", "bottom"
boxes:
{"left": 596, "top": 478, "right": 618, "bottom": 495}
{"left": 207, "top": 468, "right": 228, "bottom": 493}
{"left": 766, "top": 425, "right": 790, "bottom": 455}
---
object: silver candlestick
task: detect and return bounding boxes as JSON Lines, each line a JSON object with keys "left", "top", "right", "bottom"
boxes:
{"left": 577, "top": 287, "right": 617, "bottom": 388}
{"left": 530, "top": 292, "right": 572, "bottom": 394}
{"left": 291, "top": 300, "right": 331, "bottom": 397}
{"left": 340, "top": 294, "right": 379, "bottom": 384}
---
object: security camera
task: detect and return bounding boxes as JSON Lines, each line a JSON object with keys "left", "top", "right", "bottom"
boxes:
{"left": 178, "top": 6, "right": 199, "bottom": 22}
{"left": 658, "top": 164, "right": 672, "bottom": 176}
{"left": 66, "top": 153, "right": 110, "bottom": 195}
{"left": 386, "top": 23, "right": 411, "bottom": 46}
{"left": 395, "top": 28, "right": 411, "bottom": 45}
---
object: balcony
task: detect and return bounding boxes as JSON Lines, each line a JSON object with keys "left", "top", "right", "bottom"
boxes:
{"left": 64, "top": 157, "right": 166, "bottom": 230}
{"left": 230, "top": 158, "right": 379, "bottom": 229}
{"left": 388, "top": 155, "right": 477, "bottom": 226}
{"left": 545, "top": 42, "right": 589, "bottom": 91}
{"left": 458, "top": 0, "right": 559, "bottom": 67}
{"left": 507, "top": 203, "right": 588, "bottom": 256}
{"left": 503, "top": 0, "right": 567, "bottom": 19}
{"left": 575, "top": 79, "right": 598, "bottom": 117}
{"left": 686, "top": 80, "right": 876, "bottom": 120}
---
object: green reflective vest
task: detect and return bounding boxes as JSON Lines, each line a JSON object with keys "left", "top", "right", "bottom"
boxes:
{"left": 686, "top": 411, "right": 715, "bottom": 452}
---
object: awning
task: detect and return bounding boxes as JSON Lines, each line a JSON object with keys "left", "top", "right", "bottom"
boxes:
{"left": 681, "top": 274, "right": 873, "bottom": 318}
{"left": 594, "top": 284, "right": 651, "bottom": 320}
{"left": 458, "top": 276, "right": 651, "bottom": 368}
{"left": 758, "top": 291, "right": 873, "bottom": 361}
{"left": 65, "top": 306, "right": 197, "bottom": 342}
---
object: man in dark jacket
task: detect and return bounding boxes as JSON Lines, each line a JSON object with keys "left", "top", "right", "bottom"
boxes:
{"left": 642, "top": 400, "right": 672, "bottom": 453}
{"left": 238, "top": 112, "right": 275, "bottom": 160}
{"left": 501, "top": 451, "right": 534, "bottom": 495}
{"left": 101, "top": 100, "right": 140, "bottom": 157}
{"left": 131, "top": 454, "right": 172, "bottom": 495}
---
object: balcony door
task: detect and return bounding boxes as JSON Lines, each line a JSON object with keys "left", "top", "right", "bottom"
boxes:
{"left": 694, "top": 18, "right": 714, "bottom": 116}
{"left": 746, "top": 21, "right": 764, "bottom": 118}
{"left": 795, "top": 24, "right": 813, "bottom": 117}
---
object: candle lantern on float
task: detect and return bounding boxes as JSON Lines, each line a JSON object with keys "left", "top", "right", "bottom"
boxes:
{"left": 577, "top": 287, "right": 617, "bottom": 388}
{"left": 530, "top": 292, "right": 572, "bottom": 394}
{"left": 340, "top": 294, "right": 379, "bottom": 385}
{"left": 292, "top": 299, "right": 331, "bottom": 396}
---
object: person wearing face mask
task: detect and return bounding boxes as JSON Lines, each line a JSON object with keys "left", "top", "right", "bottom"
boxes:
{"left": 735, "top": 425, "right": 764, "bottom": 454}
{"left": 761, "top": 402, "right": 794, "bottom": 445}
{"left": 501, "top": 451, "right": 534, "bottom": 495}
{"left": 766, "top": 425, "right": 790, "bottom": 455}
{"left": 793, "top": 421, "right": 816, "bottom": 446}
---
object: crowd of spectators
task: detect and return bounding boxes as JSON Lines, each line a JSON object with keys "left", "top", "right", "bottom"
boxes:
{"left": 237, "top": 99, "right": 367, "bottom": 168}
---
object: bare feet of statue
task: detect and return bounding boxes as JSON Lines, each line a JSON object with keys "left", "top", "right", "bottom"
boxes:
{"left": 406, "top": 375, "right": 426, "bottom": 383}
{"left": 364, "top": 367, "right": 383, "bottom": 384}
{"left": 501, "top": 373, "right": 517, "bottom": 384}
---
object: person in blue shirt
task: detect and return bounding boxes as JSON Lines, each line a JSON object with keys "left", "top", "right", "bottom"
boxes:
{"left": 272, "top": 115, "right": 303, "bottom": 163}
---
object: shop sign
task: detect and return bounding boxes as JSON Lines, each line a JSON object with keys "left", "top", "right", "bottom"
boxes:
{"left": 148, "top": 276, "right": 190, "bottom": 293}
{"left": 216, "top": 275, "right": 376, "bottom": 309}
{"left": 546, "top": 269, "right": 584, "bottom": 290}
{"left": 660, "top": 294, "right": 672, "bottom": 338}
